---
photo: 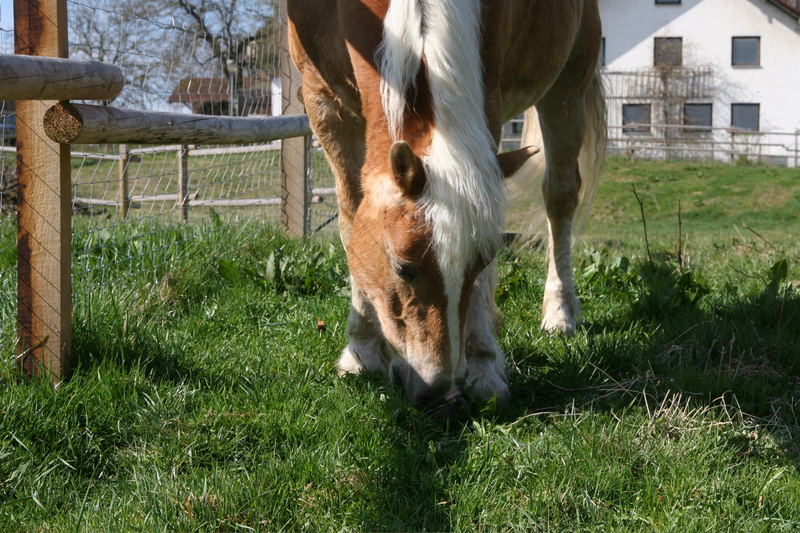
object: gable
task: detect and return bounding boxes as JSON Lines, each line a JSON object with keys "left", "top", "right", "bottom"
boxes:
{"left": 767, "top": 0, "right": 800, "bottom": 17}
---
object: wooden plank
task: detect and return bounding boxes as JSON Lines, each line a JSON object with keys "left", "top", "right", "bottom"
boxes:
{"left": 43, "top": 103, "right": 311, "bottom": 145}
{"left": 311, "top": 187, "right": 336, "bottom": 197}
{"left": 187, "top": 143, "right": 280, "bottom": 157}
{"left": 0, "top": 54, "right": 123, "bottom": 101}
{"left": 280, "top": 0, "right": 310, "bottom": 238}
{"left": 73, "top": 197, "right": 125, "bottom": 207}
{"left": 128, "top": 145, "right": 183, "bottom": 155}
{"left": 15, "top": 0, "right": 72, "bottom": 381}
{"left": 131, "top": 192, "right": 197, "bottom": 202}
{"left": 73, "top": 192, "right": 199, "bottom": 207}
{"left": 72, "top": 152, "right": 122, "bottom": 161}
{"left": 188, "top": 198, "right": 281, "bottom": 207}
{"left": 2, "top": 146, "right": 129, "bottom": 161}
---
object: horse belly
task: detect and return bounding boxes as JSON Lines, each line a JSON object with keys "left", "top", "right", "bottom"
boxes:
{"left": 493, "top": 0, "right": 594, "bottom": 118}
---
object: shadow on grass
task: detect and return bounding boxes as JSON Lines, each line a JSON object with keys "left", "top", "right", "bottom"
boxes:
{"left": 72, "top": 316, "right": 211, "bottom": 386}
{"left": 338, "top": 372, "right": 473, "bottom": 531}
{"left": 502, "top": 258, "right": 800, "bottom": 463}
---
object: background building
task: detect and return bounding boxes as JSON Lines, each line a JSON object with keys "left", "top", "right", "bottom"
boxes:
{"left": 600, "top": 0, "right": 800, "bottom": 165}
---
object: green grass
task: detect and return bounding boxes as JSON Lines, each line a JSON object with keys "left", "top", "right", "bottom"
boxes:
{"left": 1, "top": 158, "right": 799, "bottom": 531}
{"left": 508, "top": 156, "right": 800, "bottom": 243}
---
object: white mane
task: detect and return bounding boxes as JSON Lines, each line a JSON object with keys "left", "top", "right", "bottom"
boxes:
{"left": 379, "top": 0, "right": 505, "bottom": 366}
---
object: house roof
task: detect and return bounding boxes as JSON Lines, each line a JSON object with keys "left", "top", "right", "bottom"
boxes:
{"left": 168, "top": 77, "right": 271, "bottom": 104}
{"left": 767, "top": 0, "right": 800, "bottom": 17}
{"left": 168, "top": 78, "right": 229, "bottom": 104}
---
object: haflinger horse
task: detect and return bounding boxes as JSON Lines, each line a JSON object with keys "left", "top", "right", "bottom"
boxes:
{"left": 288, "top": 0, "right": 606, "bottom": 414}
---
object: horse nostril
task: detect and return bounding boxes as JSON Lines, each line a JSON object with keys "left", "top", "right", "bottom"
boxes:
{"left": 416, "top": 386, "right": 469, "bottom": 418}
{"left": 412, "top": 380, "right": 450, "bottom": 409}
{"left": 428, "top": 393, "right": 469, "bottom": 419}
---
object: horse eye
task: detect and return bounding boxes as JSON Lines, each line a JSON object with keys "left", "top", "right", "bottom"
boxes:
{"left": 393, "top": 261, "right": 418, "bottom": 282}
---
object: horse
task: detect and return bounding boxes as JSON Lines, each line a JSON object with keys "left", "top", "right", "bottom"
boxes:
{"left": 287, "top": 0, "right": 606, "bottom": 413}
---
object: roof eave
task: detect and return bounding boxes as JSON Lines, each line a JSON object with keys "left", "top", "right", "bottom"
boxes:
{"left": 765, "top": 0, "right": 800, "bottom": 19}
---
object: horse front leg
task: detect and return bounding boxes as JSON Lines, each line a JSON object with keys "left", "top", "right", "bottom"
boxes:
{"left": 464, "top": 262, "right": 510, "bottom": 402}
{"left": 299, "top": 76, "right": 389, "bottom": 376}
{"left": 336, "top": 278, "right": 391, "bottom": 376}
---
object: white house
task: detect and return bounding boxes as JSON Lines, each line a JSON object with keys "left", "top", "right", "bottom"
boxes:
{"left": 599, "top": 0, "right": 800, "bottom": 166}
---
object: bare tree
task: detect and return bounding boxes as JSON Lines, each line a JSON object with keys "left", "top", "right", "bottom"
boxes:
{"left": 169, "top": 0, "right": 281, "bottom": 115}
{"left": 69, "top": 0, "right": 171, "bottom": 108}
{"left": 68, "top": 0, "right": 279, "bottom": 113}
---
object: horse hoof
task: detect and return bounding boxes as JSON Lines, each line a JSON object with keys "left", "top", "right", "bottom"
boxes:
{"left": 542, "top": 309, "right": 576, "bottom": 335}
{"left": 336, "top": 346, "right": 364, "bottom": 376}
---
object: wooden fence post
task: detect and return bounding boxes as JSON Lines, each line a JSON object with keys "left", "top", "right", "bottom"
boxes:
{"left": 14, "top": 0, "right": 72, "bottom": 381}
{"left": 178, "top": 144, "right": 190, "bottom": 223}
{"left": 280, "top": 0, "right": 310, "bottom": 238}
{"left": 118, "top": 144, "right": 130, "bottom": 219}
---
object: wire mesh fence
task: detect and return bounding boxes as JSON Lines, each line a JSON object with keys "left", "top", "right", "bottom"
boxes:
{"left": 0, "top": 1, "right": 335, "bottom": 364}
{"left": 63, "top": 0, "right": 301, "bottom": 276}
{"left": 57, "top": 0, "right": 335, "bottom": 273}
{"left": 1, "top": 21, "right": 16, "bottom": 353}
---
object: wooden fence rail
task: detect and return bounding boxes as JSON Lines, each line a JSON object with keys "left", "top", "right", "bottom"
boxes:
{"left": 44, "top": 103, "right": 311, "bottom": 145}
{"left": 0, "top": 54, "right": 123, "bottom": 101}
{"left": 4, "top": 143, "right": 333, "bottom": 222}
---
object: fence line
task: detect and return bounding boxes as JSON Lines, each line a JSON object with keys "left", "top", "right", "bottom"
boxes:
{"left": 2, "top": 142, "right": 336, "bottom": 221}
{"left": 500, "top": 117, "right": 800, "bottom": 168}
{"left": 606, "top": 123, "right": 800, "bottom": 167}
{"left": 1, "top": 0, "right": 312, "bottom": 381}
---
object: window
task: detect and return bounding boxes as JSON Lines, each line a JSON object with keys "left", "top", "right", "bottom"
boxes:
{"left": 600, "top": 37, "right": 606, "bottom": 67}
{"left": 684, "top": 103, "right": 712, "bottom": 132}
{"left": 623, "top": 104, "right": 651, "bottom": 134}
{"left": 731, "top": 104, "right": 760, "bottom": 131}
{"left": 732, "top": 37, "right": 760, "bottom": 66}
{"left": 656, "top": 0, "right": 681, "bottom": 4}
{"left": 654, "top": 37, "right": 683, "bottom": 67}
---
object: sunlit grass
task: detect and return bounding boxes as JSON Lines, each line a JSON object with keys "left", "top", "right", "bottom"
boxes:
{"left": 0, "top": 158, "right": 799, "bottom": 530}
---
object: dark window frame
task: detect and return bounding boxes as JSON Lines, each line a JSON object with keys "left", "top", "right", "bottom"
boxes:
{"left": 622, "top": 103, "right": 652, "bottom": 135}
{"left": 731, "top": 103, "right": 760, "bottom": 132}
{"left": 655, "top": 0, "right": 681, "bottom": 4}
{"left": 732, "top": 36, "right": 761, "bottom": 66}
{"left": 654, "top": 37, "right": 683, "bottom": 67}
{"left": 600, "top": 37, "right": 606, "bottom": 67}
{"left": 683, "top": 103, "right": 713, "bottom": 133}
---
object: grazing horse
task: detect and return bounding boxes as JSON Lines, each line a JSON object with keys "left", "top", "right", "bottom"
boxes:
{"left": 288, "top": 0, "right": 606, "bottom": 411}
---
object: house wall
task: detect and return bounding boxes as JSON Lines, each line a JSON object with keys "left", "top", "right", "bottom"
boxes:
{"left": 600, "top": 0, "right": 800, "bottom": 163}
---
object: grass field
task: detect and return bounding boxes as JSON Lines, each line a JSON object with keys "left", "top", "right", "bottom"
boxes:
{"left": 1, "top": 157, "right": 799, "bottom": 531}
{"left": 508, "top": 156, "right": 800, "bottom": 243}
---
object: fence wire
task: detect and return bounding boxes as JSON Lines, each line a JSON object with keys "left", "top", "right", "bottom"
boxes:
{"left": 1, "top": 1, "right": 337, "bottom": 358}
{"left": 60, "top": 0, "right": 331, "bottom": 281}
{"left": 1, "top": 16, "right": 15, "bottom": 353}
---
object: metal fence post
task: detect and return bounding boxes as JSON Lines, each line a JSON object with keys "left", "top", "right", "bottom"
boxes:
{"left": 280, "top": 0, "right": 310, "bottom": 238}
{"left": 178, "top": 144, "right": 190, "bottom": 223}
{"left": 118, "top": 144, "right": 130, "bottom": 219}
{"left": 14, "top": 0, "right": 73, "bottom": 381}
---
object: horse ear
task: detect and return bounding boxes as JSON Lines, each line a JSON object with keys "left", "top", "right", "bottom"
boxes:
{"left": 497, "top": 145, "right": 541, "bottom": 178}
{"left": 390, "top": 141, "right": 425, "bottom": 197}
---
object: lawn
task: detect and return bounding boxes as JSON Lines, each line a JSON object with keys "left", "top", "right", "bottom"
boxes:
{"left": 0, "top": 157, "right": 799, "bottom": 531}
{"left": 508, "top": 156, "right": 800, "bottom": 243}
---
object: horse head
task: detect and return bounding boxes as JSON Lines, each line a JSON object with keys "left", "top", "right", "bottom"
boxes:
{"left": 347, "top": 140, "right": 537, "bottom": 412}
